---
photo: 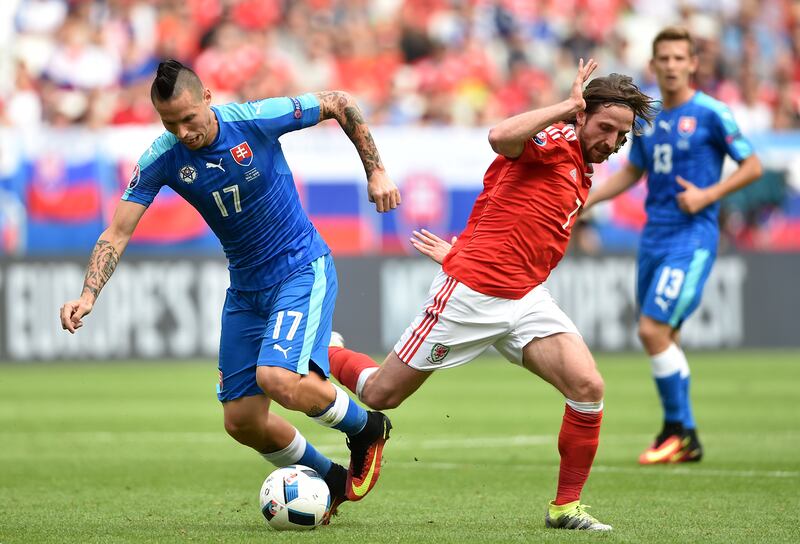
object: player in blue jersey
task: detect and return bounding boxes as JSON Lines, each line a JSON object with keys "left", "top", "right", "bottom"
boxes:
{"left": 584, "top": 27, "right": 762, "bottom": 464}
{"left": 58, "top": 60, "right": 399, "bottom": 520}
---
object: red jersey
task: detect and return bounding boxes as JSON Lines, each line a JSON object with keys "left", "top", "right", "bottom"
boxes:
{"left": 442, "top": 124, "right": 593, "bottom": 299}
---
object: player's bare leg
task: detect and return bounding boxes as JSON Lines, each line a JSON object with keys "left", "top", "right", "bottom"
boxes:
{"left": 638, "top": 315, "right": 674, "bottom": 355}
{"left": 521, "top": 333, "right": 611, "bottom": 531}
{"left": 222, "top": 394, "right": 297, "bottom": 451}
{"left": 638, "top": 316, "right": 702, "bottom": 463}
{"left": 222, "top": 394, "right": 347, "bottom": 497}
{"left": 329, "top": 347, "right": 432, "bottom": 410}
{"left": 256, "top": 366, "right": 337, "bottom": 415}
{"left": 359, "top": 352, "right": 432, "bottom": 409}
{"left": 522, "top": 332, "right": 603, "bottom": 402}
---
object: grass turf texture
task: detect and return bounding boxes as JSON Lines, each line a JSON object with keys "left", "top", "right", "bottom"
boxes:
{"left": 1, "top": 351, "right": 798, "bottom": 543}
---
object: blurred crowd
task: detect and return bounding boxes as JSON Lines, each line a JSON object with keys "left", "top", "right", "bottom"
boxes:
{"left": 3, "top": 0, "right": 800, "bottom": 130}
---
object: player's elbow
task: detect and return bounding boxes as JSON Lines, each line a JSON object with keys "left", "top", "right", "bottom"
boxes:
{"left": 487, "top": 127, "right": 521, "bottom": 157}
{"left": 487, "top": 126, "right": 507, "bottom": 154}
{"left": 317, "top": 90, "right": 357, "bottom": 122}
{"left": 748, "top": 155, "right": 763, "bottom": 180}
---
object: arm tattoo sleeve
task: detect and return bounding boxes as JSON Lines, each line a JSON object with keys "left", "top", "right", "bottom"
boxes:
{"left": 82, "top": 239, "right": 120, "bottom": 301}
{"left": 318, "top": 91, "right": 385, "bottom": 178}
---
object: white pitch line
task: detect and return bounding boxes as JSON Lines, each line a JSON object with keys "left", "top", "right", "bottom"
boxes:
{"left": 3, "top": 431, "right": 798, "bottom": 479}
{"left": 388, "top": 461, "right": 799, "bottom": 479}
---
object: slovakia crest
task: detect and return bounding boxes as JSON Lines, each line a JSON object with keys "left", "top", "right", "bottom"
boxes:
{"left": 128, "top": 164, "right": 140, "bottom": 189}
{"left": 230, "top": 141, "right": 254, "bottom": 167}
{"left": 678, "top": 116, "right": 696, "bottom": 137}
{"left": 534, "top": 131, "right": 548, "bottom": 146}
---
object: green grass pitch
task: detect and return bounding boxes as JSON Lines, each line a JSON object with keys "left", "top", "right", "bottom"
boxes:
{"left": 1, "top": 351, "right": 798, "bottom": 543}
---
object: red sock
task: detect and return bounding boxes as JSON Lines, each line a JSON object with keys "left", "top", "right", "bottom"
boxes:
{"left": 554, "top": 404, "right": 602, "bottom": 505}
{"left": 328, "top": 347, "right": 379, "bottom": 394}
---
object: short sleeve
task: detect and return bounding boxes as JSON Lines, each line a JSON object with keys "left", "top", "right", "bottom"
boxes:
{"left": 628, "top": 133, "right": 647, "bottom": 171}
{"left": 515, "top": 127, "right": 566, "bottom": 164}
{"left": 247, "top": 94, "right": 321, "bottom": 139}
{"left": 709, "top": 105, "right": 753, "bottom": 162}
{"left": 122, "top": 137, "right": 172, "bottom": 206}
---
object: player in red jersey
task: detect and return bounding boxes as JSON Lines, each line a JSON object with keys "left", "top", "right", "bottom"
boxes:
{"left": 329, "top": 60, "right": 656, "bottom": 531}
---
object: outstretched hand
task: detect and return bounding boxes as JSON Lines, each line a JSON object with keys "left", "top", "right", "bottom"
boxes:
{"left": 570, "top": 58, "right": 598, "bottom": 113}
{"left": 410, "top": 229, "right": 456, "bottom": 265}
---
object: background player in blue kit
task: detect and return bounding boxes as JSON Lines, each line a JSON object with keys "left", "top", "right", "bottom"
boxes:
{"left": 58, "top": 60, "right": 399, "bottom": 519}
{"left": 584, "top": 27, "right": 762, "bottom": 464}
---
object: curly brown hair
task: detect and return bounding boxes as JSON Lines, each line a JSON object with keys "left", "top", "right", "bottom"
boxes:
{"left": 580, "top": 73, "right": 657, "bottom": 134}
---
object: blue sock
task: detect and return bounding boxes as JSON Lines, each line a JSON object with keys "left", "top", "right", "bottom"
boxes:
{"left": 681, "top": 374, "right": 695, "bottom": 430}
{"left": 261, "top": 430, "right": 333, "bottom": 477}
{"left": 336, "top": 396, "right": 368, "bottom": 435}
{"left": 297, "top": 441, "right": 333, "bottom": 477}
{"left": 654, "top": 371, "right": 683, "bottom": 423}
{"left": 312, "top": 384, "right": 368, "bottom": 436}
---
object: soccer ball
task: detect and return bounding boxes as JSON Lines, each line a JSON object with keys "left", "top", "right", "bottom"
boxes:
{"left": 259, "top": 465, "right": 330, "bottom": 530}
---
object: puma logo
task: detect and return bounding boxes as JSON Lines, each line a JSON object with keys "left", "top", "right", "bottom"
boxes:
{"left": 205, "top": 158, "right": 225, "bottom": 172}
{"left": 273, "top": 344, "right": 292, "bottom": 358}
{"left": 659, "top": 120, "right": 672, "bottom": 132}
{"left": 655, "top": 296, "right": 670, "bottom": 313}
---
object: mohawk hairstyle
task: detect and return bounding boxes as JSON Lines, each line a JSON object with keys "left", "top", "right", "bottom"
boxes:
{"left": 581, "top": 73, "right": 657, "bottom": 134}
{"left": 150, "top": 59, "right": 203, "bottom": 103}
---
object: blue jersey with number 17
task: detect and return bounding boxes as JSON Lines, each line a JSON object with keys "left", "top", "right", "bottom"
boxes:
{"left": 629, "top": 91, "right": 753, "bottom": 241}
{"left": 122, "top": 93, "right": 329, "bottom": 291}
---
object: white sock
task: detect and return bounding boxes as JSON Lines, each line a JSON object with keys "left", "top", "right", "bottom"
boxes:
{"left": 651, "top": 343, "right": 687, "bottom": 378}
{"left": 355, "top": 367, "right": 378, "bottom": 401}
{"left": 565, "top": 398, "right": 604, "bottom": 413}
{"left": 261, "top": 429, "right": 305, "bottom": 467}
{"left": 675, "top": 345, "right": 690, "bottom": 378}
{"left": 311, "top": 384, "right": 349, "bottom": 427}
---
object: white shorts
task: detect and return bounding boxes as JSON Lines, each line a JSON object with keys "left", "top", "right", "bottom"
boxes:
{"left": 393, "top": 269, "right": 580, "bottom": 371}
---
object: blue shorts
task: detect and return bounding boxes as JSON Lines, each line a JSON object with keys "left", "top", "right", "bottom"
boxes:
{"left": 637, "top": 245, "right": 716, "bottom": 329}
{"left": 216, "top": 254, "right": 337, "bottom": 403}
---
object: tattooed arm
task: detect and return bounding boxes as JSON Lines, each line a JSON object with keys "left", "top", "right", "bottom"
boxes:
{"left": 314, "top": 91, "right": 401, "bottom": 213}
{"left": 60, "top": 200, "right": 147, "bottom": 333}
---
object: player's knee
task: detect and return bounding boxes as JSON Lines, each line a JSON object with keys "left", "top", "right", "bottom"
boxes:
{"left": 637, "top": 322, "right": 654, "bottom": 344}
{"left": 223, "top": 410, "right": 257, "bottom": 441}
{"left": 257, "top": 371, "right": 300, "bottom": 411}
{"left": 638, "top": 319, "right": 668, "bottom": 350}
{"left": 570, "top": 373, "right": 604, "bottom": 402}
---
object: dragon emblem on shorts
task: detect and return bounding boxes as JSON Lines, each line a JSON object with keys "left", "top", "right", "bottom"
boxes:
{"left": 426, "top": 343, "right": 451, "bottom": 364}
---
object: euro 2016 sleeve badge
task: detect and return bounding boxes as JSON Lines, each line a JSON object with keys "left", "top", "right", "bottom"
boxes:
{"left": 128, "top": 164, "right": 140, "bottom": 189}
